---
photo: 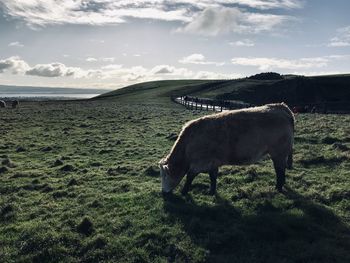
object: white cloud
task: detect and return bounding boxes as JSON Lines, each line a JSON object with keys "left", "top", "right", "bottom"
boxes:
{"left": 177, "top": 6, "right": 291, "bottom": 36}
{"left": 151, "top": 65, "right": 176, "bottom": 74}
{"left": 101, "top": 64, "right": 122, "bottom": 70}
{"left": 101, "top": 57, "right": 115, "bottom": 62}
{"left": 290, "top": 71, "right": 350, "bottom": 76}
{"left": 228, "top": 0, "right": 303, "bottom": 9}
{"left": 26, "top": 63, "right": 85, "bottom": 78}
{"left": 1, "top": 1, "right": 301, "bottom": 28}
{"left": 328, "top": 26, "right": 350, "bottom": 47}
{"left": 179, "top": 53, "right": 224, "bottom": 66}
{"left": 194, "top": 71, "right": 242, "bottom": 79}
{"left": 0, "top": 56, "right": 243, "bottom": 87}
{"left": 0, "top": 56, "right": 30, "bottom": 74}
{"left": 229, "top": 39, "right": 255, "bottom": 46}
{"left": 150, "top": 65, "right": 193, "bottom": 77}
{"left": 231, "top": 55, "right": 350, "bottom": 70}
{"left": 86, "top": 57, "right": 116, "bottom": 63}
{"left": 8, "top": 41, "right": 24, "bottom": 48}
{"left": 86, "top": 57, "right": 98, "bottom": 62}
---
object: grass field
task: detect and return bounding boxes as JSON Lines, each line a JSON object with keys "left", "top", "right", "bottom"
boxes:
{"left": 1, "top": 82, "right": 350, "bottom": 262}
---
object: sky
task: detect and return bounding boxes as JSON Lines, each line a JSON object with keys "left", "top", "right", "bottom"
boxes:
{"left": 0, "top": 0, "right": 350, "bottom": 90}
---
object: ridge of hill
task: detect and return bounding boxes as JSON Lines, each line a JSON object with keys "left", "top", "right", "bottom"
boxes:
{"left": 96, "top": 74, "right": 350, "bottom": 108}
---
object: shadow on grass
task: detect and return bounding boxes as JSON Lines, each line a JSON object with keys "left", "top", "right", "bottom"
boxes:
{"left": 163, "top": 187, "right": 350, "bottom": 263}
{"left": 298, "top": 155, "right": 348, "bottom": 167}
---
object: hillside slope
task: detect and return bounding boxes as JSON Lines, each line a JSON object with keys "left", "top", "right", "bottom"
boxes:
{"left": 95, "top": 74, "right": 350, "bottom": 109}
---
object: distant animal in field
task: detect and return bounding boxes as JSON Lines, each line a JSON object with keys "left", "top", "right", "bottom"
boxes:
{"left": 0, "top": 100, "right": 6, "bottom": 108}
{"left": 12, "top": 100, "right": 19, "bottom": 109}
{"left": 159, "top": 103, "right": 294, "bottom": 195}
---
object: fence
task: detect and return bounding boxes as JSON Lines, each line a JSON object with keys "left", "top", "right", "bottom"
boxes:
{"left": 171, "top": 96, "right": 252, "bottom": 112}
{"left": 171, "top": 95, "right": 350, "bottom": 115}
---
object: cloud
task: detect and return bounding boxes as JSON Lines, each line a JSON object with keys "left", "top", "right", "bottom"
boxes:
{"left": 328, "top": 26, "right": 350, "bottom": 47}
{"left": 228, "top": 0, "right": 303, "bottom": 10}
{"left": 0, "top": 56, "right": 243, "bottom": 86}
{"left": 177, "top": 7, "right": 292, "bottom": 36}
{"left": 0, "top": 1, "right": 301, "bottom": 27}
{"left": 0, "top": 56, "right": 29, "bottom": 74}
{"left": 151, "top": 65, "right": 175, "bottom": 74}
{"left": 0, "top": 1, "right": 190, "bottom": 27}
{"left": 101, "top": 57, "right": 115, "bottom": 62}
{"left": 86, "top": 57, "right": 116, "bottom": 63}
{"left": 26, "top": 63, "right": 85, "bottom": 77}
{"left": 230, "top": 56, "right": 350, "bottom": 70}
{"left": 179, "top": 53, "right": 224, "bottom": 66}
{"left": 194, "top": 71, "right": 242, "bottom": 79}
{"left": 289, "top": 71, "right": 350, "bottom": 76}
{"left": 229, "top": 39, "right": 255, "bottom": 46}
{"left": 86, "top": 57, "right": 98, "bottom": 62}
{"left": 8, "top": 41, "right": 24, "bottom": 48}
{"left": 150, "top": 65, "right": 193, "bottom": 77}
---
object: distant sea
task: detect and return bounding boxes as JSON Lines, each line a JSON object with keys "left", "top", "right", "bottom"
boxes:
{"left": 0, "top": 93, "right": 100, "bottom": 99}
{"left": 0, "top": 85, "right": 112, "bottom": 100}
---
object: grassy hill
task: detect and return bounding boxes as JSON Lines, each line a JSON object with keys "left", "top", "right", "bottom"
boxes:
{"left": 96, "top": 74, "right": 350, "bottom": 110}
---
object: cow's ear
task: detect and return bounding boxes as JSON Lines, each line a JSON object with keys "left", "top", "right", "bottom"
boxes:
{"left": 160, "top": 163, "right": 169, "bottom": 177}
{"left": 163, "top": 164, "right": 169, "bottom": 173}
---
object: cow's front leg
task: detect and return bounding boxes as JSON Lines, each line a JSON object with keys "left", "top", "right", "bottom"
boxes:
{"left": 209, "top": 168, "right": 218, "bottom": 195}
{"left": 181, "top": 171, "right": 197, "bottom": 195}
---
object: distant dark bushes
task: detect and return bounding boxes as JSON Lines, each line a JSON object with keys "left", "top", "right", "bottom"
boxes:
{"left": 248, "top": 72, "right": 284, "bottom": 80}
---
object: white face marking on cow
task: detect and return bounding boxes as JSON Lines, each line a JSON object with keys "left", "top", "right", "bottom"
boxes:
{"left": 160, "top": 164, "right": 174, "bottom": 193}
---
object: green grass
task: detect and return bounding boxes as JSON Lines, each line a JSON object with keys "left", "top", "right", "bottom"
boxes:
{"left": 0, "top": 85, "right": 350, "bottom": 262}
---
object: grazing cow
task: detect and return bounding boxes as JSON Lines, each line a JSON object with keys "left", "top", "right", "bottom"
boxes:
{"left": 0, "top": 100, "right": 6, "bottom": 108}
{"left": 160, "top": 103, "right": 294, "bottom": 195}
{"left": 12, "top": 100, "right": 19, "bottom": 109}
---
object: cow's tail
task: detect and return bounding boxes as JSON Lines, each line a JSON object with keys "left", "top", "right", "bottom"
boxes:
{"left": 281, "top": 103, "right": 295, "bottom": 169}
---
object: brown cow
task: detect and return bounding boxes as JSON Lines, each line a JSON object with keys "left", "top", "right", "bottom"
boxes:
{"left": 160, "top": 103, "right": 294, "bottom": 194}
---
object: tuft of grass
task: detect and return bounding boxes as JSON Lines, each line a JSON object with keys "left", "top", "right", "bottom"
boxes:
{"left": 0, "top": 166, "right": 8, "bottom": 174}
{"left": 1, "top": 158, "right": 16, "bottom": 168}
{"left": 77, "top": 217, "right": 94, "bottom": 236}
{"left": 59, "top": 164, "right": 75, "bottom": 172}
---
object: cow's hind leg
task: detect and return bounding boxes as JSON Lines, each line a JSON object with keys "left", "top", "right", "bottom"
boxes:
{"left": 272, "top": 158, "right": 286, "bottom": 192}
{"left": 209, "top": 167, "right": 218, "bottom": 195}
{"left": 181, "top": 171, "right": 197, "bottom": 195}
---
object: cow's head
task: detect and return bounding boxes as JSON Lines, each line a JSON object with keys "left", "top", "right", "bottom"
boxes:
{"left": 159, "top": 159, "right": 179, "bottom": 193}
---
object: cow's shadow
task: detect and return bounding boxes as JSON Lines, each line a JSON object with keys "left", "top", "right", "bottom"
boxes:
{"left": 163, "top": 187, "right": 350, "bottom": 262}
